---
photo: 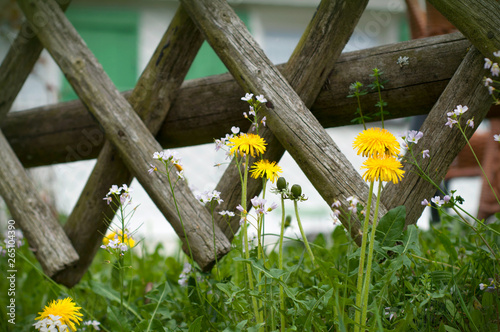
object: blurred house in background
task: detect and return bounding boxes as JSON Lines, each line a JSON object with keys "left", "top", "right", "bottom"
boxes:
{"left": 4, "top": 0, "right": 465, "bottom": 250}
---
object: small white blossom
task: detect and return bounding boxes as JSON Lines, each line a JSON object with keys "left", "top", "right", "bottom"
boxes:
{"left": 431, "top": 196, "right": 445, "bottom": 207}
{"left": 479, "top": 283, "right": 487, "bottom": 290}
{"left": 494, "top": 51, "right": 500, "bottom": 58}
{"left": 454, "top": 105, "right": 468, "bottom": 115}
{"left": 489, "top": 86, "right": 495, "bottom": 95}
{"left": 153, "top": 151, "right": 163, "bottom": 160}
{"left": 261, "top": 116, "right": 267, "bottom": 126}
{"left": 397, "top": 55, "right": 410, "bottom": 67}
{"left": 241, "top": 93, "right": 253, "bottom": 101}
{"left": 219, "top": 210, "right": 235, "bottom": 217}
{"left": 443, "top": 195, "right": 451, "bottom": 203}
{"left": 445, "top": 118, "right": 457, "bottom": 128}
{"left": 251, "top": 196, "right": 268, "bottom": 214}
{"left": 406, "top": 130, "right": 424, "bottom": 144}
{"left": 107, "top": 184, "right": 121, "bottom": 196}
{"left": 485, "top": 58, "right": 493, "bottom": 69}
{"left": 148, "top": 163, "right": 157, "bottom": 175}
{"left": 178, "top": 262, "right": 192, "bottom": 287}
{"left": 331, "top": 200, "right": 341, "bottom": 208}
{"left": 83, "top": 320, "right": 101, "bottom": 330}
{"left": 467, "top": 118, "right": 474, "bottom": 128}
{"left": 256, "top": 95, "right": 267, "bottom": 103}
{"left": 492, "top": 63, "right": 500, "bottom": 77}
{"left": 177, "top": 170, "right": 185, "bottom": 180}
{"left": 494, "top": 134, "right": 500, "bottom": 142}
{"left": 231, "top": 126, "right": 240, "bottom": 134}
{"left": 422, "top": 149, "right": 430, "bottom": 159}
{"left": 421, "top": 199, "right": 430, "bottom": 206}
{"left": 484, "top": 77, "right": 493, "bottom": 86}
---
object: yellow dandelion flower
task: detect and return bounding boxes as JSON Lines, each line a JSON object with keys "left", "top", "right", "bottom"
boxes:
{"left": 250, "top": 159, "right": 283, "bottom": 183}
{"left": 35, "top": 298, "right": 83, "bottom": 332}
{"left": 227, "top": 133, "right": 267, "bottom": 157}
{"left": 352, "top": 127, "right": 400, "bottom": 157}
{"left": 103, "top": 230, "right": 135, "bottom": 248}
{"left": 361, "top": 156, "right": 405, "bottom": 183}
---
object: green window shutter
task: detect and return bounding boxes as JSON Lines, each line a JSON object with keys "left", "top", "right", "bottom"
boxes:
{"left": 60, "top": 8, "right": 138, "bottom": 101}
{"left": 185, "top": 10, "right": 250, "bottom": 80}
{"left": 399, "top": 16, "right": 410, "bottom": 42}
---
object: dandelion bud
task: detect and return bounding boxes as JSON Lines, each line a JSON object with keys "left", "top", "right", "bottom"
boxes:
{"left": 291, "top": 184, "right": 302, "bottom": 199}
{"left": 277, "top": 177, "right": 287, "bottom": 191}
{"left": 284, "top": 215, "right": 292, "bottom": 228}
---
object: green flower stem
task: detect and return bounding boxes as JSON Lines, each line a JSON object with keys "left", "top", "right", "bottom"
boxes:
{"left": 279, "top": 193, "right": 286, "bottom": 331}
{"left": 210, "top": 204, "right": 220, "bottom": 280}
{"left": 360, "top": 180, "right": 383, "bottom": 329}
{"left": 356, "top": 91, "right": 367, "bottom": 130}
{"left": 241, "top": 158, "right": 261, "bottom": 327}
{"left": 373, "top": 69, "right": 385, "bottom": 128}
{"left": 354, "top": 180, "right": 374, "bottom": 332}
{"left": 294, "top": 200, "right": 315, "bottom": 265}
{"left": 258, "top": 181, "right": 268, "bottom": 327}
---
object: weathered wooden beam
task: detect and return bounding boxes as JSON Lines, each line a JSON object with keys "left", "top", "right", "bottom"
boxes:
{"left": 0, "top": 0, "right": 71, "bottom": 121}
{"left": 428, "top": 0, "right": 500, "bottom": 57}
{"left": 2, "top": 33, "right": 471, "bottom": 168}
{"left": 0, "top": 0, "right": 77, "bottom": 278}
{"left": 0, "top": 130, "right": 79, "bottom": 276}
{"left": 212, "top": 0, "right": 370, "bottom": 241}
{"left": 181, "top": 0, "right": 378, "bottom": 243}
{"left": 17, "top": 0, "right": 230, "bottom": 270}
{"left": 52, "top": 6, "right": 206, "bottom": 287}
{"left": 381, "top": 46, "right": 492, "bottom": 226}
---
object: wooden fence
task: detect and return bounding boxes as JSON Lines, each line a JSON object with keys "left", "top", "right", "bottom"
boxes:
{"left": 0, "top": 0, "right": 498, "bottom": 287}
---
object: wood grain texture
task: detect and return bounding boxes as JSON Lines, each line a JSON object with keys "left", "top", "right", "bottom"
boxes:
{"left": 0, "top": 130, "right": 78, "bottom": 276}
{"left": 2, "top": 33, "right": 471, "bottom": 168}
{"left": 18, "top": 0, "right": 230, "bottom": 271}
{"left": 428, "top": 0, "right": 500, "bottom": 57}
{"left": 381, "top": 47, "right": 492, "bottom": 226}
{"left": 53, "top": 5, "right": 207, "bottom": 287}
{"left": 181, "top": 0, "right": 382, "bottom": 243}
{"left": 0, "top": 0, "right": 70, "bottom": 121}
{"left": 211, "top": 0, "right": 370, "bottom": 242}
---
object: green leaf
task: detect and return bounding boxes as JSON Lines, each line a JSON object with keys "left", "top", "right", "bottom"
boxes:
{"left": 134, "top": 319, "right": 164, "bottom": 332}
{"left": 188, "top": 316, "right": 203, "bottom": 332}
{"left": 402, "top": 225, "right": 421, "bottom": 255}
{"left": 375, "top": 206, "right": 406, "bottom": 247}
{"left": 146, "top": 282, "right": 170, "bottom": 332}
{"left": 90, "top": 281, "right": 141, "bottom": 319}
{"left": 304, "top": 288, "right": 333, "bottom": 330}
{"left": 433, "top": 228, "right": 458, "bottom": 262}
{"left": 107, "top": 306, "right": 132, "bottom": 332}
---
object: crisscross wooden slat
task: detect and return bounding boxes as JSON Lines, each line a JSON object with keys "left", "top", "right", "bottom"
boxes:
{"left": 0, "top": 1, "right": 71, "bottom": 121}
{"left": 0, "top": 0, "right": 77, "bottom": 277}
{"left": 382, "top": 46, "right": 492, "bottom": 225}
{"left": 181, "top": 0, "right": 383, "bottom": 243}
{"left": 53, "top": 6, "right": 207, "bottom": 287}
{"left": 17, "top": 0, "right": 230, "bottom": 271}
{"left": 210, "top": 0, "right": 370, "bottom": 242}
{"left": 0, "top": 131, "right": 79, "bottom": 276}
